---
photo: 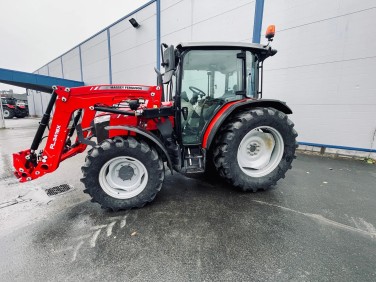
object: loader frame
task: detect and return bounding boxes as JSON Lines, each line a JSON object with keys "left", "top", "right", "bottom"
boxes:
{"left": 13, "top": 84, "right": 169, "bottom": 182}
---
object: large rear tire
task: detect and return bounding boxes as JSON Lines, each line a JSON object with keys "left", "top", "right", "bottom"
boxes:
{"left": 3, "top": 108, "right": 15, "bottom": 119}
{"left": 81, "top": 137, "right": 164, "bottom": 211}
{"left": 213, "top": 108, "right": 297, "bottom": 192}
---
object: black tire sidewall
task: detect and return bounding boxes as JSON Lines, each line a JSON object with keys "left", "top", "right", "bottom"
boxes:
{"left": 220, "top": 109, "right": 296, "bottom": 189}
{"left": 83, "top": 139, "right": 163, "bottom": 209}
{"left": 3, "top": 108, "right": 15, "bottom": 119}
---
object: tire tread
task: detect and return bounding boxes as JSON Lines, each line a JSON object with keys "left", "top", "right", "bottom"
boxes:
{"left": 80, "top": 137, "right": 164, "bottom": 211}
{"left": 212, "top": 107, "right": 297, "bottom": 192}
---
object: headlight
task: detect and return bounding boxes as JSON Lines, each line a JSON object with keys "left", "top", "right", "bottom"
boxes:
{"left": 94, "top": 115, "right": 111, "bottom": 124}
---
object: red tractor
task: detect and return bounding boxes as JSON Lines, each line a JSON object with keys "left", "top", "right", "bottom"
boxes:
{"left": 1, "top": 97, "right": 26, "bottom": 118}
{"left": 1, "top": 97, "right": 28, "bottom": 118}
{"left": 13, "top": 27, "right": 298, "bottom": 210}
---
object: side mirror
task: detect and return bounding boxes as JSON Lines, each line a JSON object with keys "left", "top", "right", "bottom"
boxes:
{"left": 161, "top": 44, "right": 175, "bottom": 73}
{"left": 160, "top": 43, "right": 167, "bottom": 68}
{"left": 160, "top": 43, "right": 176, "bottom": 84}
{"left": 265, "top": 24, "right": 275, "bottom": 41}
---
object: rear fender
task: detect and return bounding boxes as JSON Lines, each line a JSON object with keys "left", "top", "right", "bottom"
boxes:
{"left": 104, "top": 125, "right": 173, "bottom": 174}
{"left": 202, "top": 99, "right": 292, "bottom": 150}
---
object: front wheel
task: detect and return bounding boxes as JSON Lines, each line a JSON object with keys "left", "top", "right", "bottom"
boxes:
{"left": 213, "top": 108, "right": 298, "bottom": 192}
{"left": 81, "top": 137, "right": 165, "bottom": 211}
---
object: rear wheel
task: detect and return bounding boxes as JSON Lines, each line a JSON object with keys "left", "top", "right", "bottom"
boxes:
{"left": 3, "top": 108, "right": 15, "bottom": 119}
{"left": 81, "top": 137, "right": 165, "bottom": 211}
{"left": 213, "top": 108, "right": 297, "bottom": 191}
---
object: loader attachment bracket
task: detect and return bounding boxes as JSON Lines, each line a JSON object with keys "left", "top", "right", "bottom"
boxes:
{"left": 76, "top": 124, "right": 96, "bottom": 147}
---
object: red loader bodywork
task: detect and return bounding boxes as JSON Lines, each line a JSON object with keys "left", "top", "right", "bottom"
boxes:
{"left": 13, "top": 84, "right": 172, "bottom": 182}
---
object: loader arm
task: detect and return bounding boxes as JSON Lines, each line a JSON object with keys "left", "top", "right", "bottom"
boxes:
{"left": 13, "top": 84, "right": 163, "bottom": 182}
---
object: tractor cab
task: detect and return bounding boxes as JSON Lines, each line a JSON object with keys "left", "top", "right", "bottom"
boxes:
{"left": 158, "top": 40, "right": 278, "bottom": 172}
{"left": 177, "top": 45, "right": 259, "bottom": 145}
{"left": 161, "top": 42, "right": 277, "bottom": 145}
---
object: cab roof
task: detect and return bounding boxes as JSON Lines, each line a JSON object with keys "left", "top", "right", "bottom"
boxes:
{"left": 176, "top": 41, "right": 275, "bottom": 59}
{"left": 177, "top": 41, "right": 268, "bottom": 52}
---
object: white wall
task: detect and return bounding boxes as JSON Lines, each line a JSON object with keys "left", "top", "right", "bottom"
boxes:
{"left": 262, "top": 0, "right": 376, "bottom": 149}
{"left": 30, "top": 1, "right": 158, "bottom": 116}
{"left": 27, "top": 89, "right": 51, "bottom": 117}
{"left": 48, "top": 58, "right": 63, "bottom": 78}
{"left": 110, "top": 2, "right": 157, "bottom": 85}
{"left": 61, "top": 47, "right": 82, "bottom": 81}
{"left": 80, "top": 31, "right": 110, "bottom": 84}
{"left": 161, "top": 0, "right": 256, "bottom": 44}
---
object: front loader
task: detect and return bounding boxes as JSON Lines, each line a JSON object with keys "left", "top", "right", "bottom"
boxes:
{"left": 13, "top": 26, "right": 298, "bottom": 210}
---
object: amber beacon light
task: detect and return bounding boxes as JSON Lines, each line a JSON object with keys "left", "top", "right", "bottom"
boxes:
{"left": 265, "top": 25, "right": 276, "bottom": 41}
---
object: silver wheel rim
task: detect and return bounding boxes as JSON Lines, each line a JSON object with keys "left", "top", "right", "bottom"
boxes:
{"left": 99, "top": 156, "right": 148, "bottom": 199}
{"left": 237, "top": 126, "right": 284, "bottom": 178}
{"left": 3, "top": 109, "right": 10, "bottom": 118}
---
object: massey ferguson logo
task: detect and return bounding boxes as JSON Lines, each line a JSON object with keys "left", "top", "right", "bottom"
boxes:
{"left": 98, "top": 85, "right": 149, "bottom": 91}
{"left": 123, "top": 86, "right": 143, "bottom": 90}
{"left": 49, "top": 125, "right": 61, "bottom": 150}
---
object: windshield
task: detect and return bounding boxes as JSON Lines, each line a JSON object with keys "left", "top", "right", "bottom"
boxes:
{"left": 1, "top": 98, "right": 16, "bottom": 105}
{"left": 181, "top": 50, "right": 243, "bottom": 100}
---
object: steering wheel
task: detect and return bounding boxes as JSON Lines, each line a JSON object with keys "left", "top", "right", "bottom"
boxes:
{"left": 189, "top": 86, "right": 206, "bottom": 97}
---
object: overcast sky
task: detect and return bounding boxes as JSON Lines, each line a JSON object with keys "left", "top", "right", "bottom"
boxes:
{"left": 0, "top": 0, "right": 148, "bottom": 92}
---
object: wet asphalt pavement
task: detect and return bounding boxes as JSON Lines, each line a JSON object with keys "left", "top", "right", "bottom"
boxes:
{"left": 0, "top": 118, "right": 375, "bottom": 281}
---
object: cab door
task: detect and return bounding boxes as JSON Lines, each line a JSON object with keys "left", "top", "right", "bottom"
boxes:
{"left": 179, "top": 49, "right": 244, "bottom": 145}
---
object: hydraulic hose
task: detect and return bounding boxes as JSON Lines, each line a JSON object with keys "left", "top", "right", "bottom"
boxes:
{"left": 30, "top": 90, "right": 57, "bottom": 152}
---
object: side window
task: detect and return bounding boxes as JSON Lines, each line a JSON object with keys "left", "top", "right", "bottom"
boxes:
{"left": 227, "top": 72, "right": 239, "bottom": 93}
{"left": 167, "top": 73, "right": 177, "bottom": 101}
{"left": 246, "top": 51, "right": 258, "bottom": 98}
{"left": 213, "top": 72, "right": 225, "bottom": 98}
{"left": 164, "top": 65, "right": 178, "bottom": 101}
{"left": 181, "top": 70, "right": 207, "bottom": 101}
{"left": 180, "top": 49, "right": 245, "bottom": 145}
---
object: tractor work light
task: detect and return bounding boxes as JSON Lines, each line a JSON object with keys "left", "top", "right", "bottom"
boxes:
{"left": 129, "top": 18, "right": 140, "bottom": 28}
{"left": 265, "top": 25, "right": 276, "bottom": 41}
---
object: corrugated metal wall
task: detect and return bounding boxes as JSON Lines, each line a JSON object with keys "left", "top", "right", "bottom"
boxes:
{"left": 28, "top": 0, "right": 158, "bottom": 117}
{"left": 262, "top": 0, "right": 376, "bottom": 152}
{"left": 27, "top": 0, "right": 376, "bottom": 153}
{"left": 160, "top": 0, "right": 255, "bottom": 43}
{"left": 61, "top": 47, "right": 81, "bottom": 81}
{"left": 110, "top": 3, "right": 157, "bottom": 85}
